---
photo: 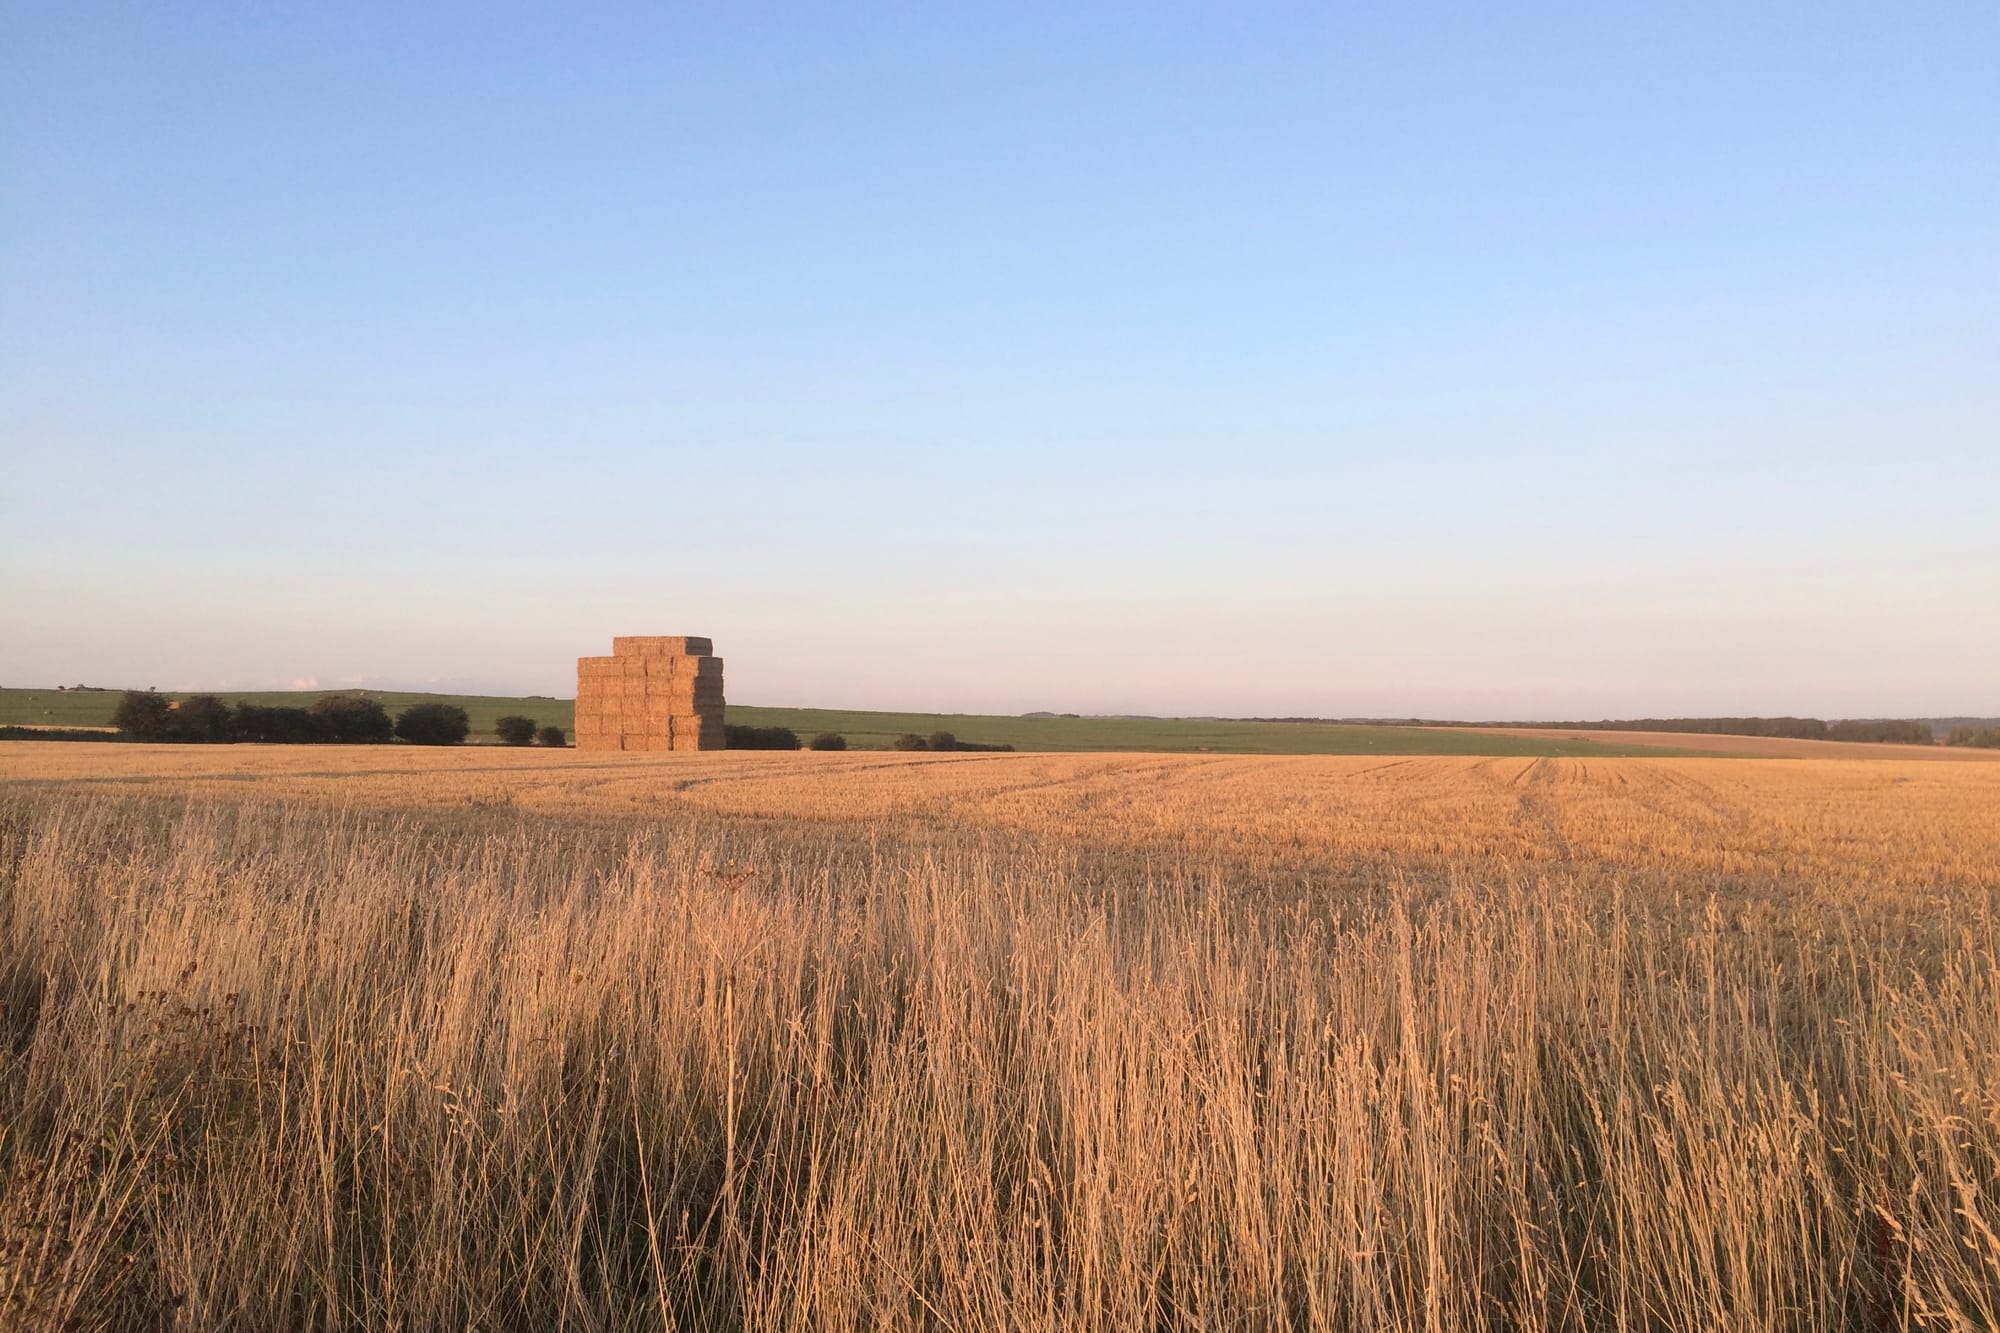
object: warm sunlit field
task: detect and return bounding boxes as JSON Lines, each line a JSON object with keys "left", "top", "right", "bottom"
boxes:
{"left": 1466, "top": 726, "right": 2000, "bottom": 762}
{"left": 3, "top": 743, "right": 1997, "bottom": 1329}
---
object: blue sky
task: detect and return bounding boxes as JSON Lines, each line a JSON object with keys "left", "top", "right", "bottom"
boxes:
{"left": 4, "top": 3, "right": 1995, "bottom": 718}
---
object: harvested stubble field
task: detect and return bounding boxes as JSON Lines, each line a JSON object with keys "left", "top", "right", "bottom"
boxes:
{"left": 1463, "top": 726, "right": 2000, "bottom": 763}
{"left": 2, "top": 743, "right": 1997, "bottom": 1330}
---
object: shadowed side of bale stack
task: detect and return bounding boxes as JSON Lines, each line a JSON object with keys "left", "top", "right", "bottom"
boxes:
{"left": 576, "top": 636, "right": 725, "bottom": 752}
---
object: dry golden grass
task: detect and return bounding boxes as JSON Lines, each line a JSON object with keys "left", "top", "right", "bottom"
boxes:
{"left": 1, "top": 743, "right": 1997, "bottom": 1329}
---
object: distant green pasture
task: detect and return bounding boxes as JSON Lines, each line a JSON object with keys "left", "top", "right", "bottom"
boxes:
{"left": 720, "top": 705, "right": 1708, "bottom": 756}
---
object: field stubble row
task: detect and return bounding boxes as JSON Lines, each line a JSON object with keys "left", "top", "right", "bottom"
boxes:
{"left": 5, "top": 742, "right": 1998, "bottom": 898}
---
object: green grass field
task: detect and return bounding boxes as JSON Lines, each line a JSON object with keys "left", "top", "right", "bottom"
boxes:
{"left": 719, "top": 705, "right": 1710, "bottom": 756}
{"left": 0, "top": 687, "right": 1713, "bottom": 756}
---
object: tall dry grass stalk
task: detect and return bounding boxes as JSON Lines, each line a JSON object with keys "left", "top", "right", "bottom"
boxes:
{"left": 1, "top": 788, "right": 1996, "bottom": 1329}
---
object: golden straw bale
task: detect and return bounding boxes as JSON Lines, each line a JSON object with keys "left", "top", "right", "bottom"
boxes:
{"left": 645, "top": 685, "right": 723, "bottom": 708}
{"left": 678, "top": 717, "right": 725, "bottom": 749}
{"left": 637, "top": 655, "right": 723, "bottom": 682}
{"left": 613, "top": 636, "right": 713, "bottom": 658}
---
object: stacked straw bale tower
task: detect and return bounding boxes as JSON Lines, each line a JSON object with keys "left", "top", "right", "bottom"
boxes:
{"left": 575, "top": 636, "right": 725, "bottom": 752}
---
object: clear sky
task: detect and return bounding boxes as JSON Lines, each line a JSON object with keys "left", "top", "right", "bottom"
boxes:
{"left": 4, "top": 4, "right": 1995, "bottom": 719}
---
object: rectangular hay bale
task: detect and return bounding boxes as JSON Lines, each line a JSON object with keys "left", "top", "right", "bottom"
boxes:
{"left": 678, "top": 717, "right": 725, "bottom": 747}
{"left": 644, "top": 683, "right": 724, "bottom": 707}
{"left": 640, "top": 655, "right": 724, "bottom": 681}
{"left": 613, "top": 636, "right": 714, "bottom": 659}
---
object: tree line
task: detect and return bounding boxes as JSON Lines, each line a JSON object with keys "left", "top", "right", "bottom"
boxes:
{"left": 892, "top": 731, "right": 1014, "bottom": 752}
{"left": 1518, "top": 717, "right": 1937, "bottom": 744}
{"left": 110, "top": 692, "right": 565, "bottom": 747}
{"left": 722, "top": 726, "right": 1013, "bottom": 752}
{"left": 106, "top": 700, "right": 1017, "bottom": 752}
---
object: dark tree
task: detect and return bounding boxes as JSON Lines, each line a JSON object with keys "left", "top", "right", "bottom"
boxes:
{"left": 311, "top": 694, "right": 394, "bottom": 744}
{"left": 724, "top": 724, "right": 802, "bottom": 750}
{"left": 536, "top": 726, "right": 567, "bottom": 747}
{"left": 809, "top": 732, "right": 847, "bottom": 751}
{"left": 495, "top": 715, "right": 538, "bottom": 746}
{"left": 172, "top": 694, "right": 237, "bottom": 743}
{"left": 233, "top": 704, "right": 327, "bottom": 744}
{"left": 928, "top": 731, "right": 958, "bottom": 753}
{"left": 396, "top": 703, "right": 471, "bottom": 746}
{"left": 891, "top": 733, "right": 928, "bottom": 751}
{"left": 111, "top": 691, "right": 173, "bottom": 741}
